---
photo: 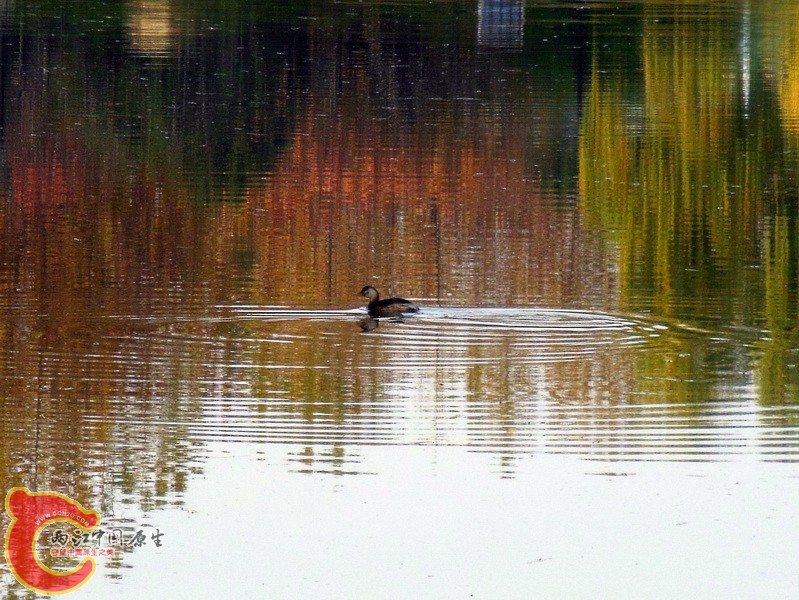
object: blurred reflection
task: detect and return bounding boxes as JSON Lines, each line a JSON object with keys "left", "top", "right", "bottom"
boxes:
{"left": 762, "top": 3, "right": 799, "bottom": 135}
{"left": 359, "top": 317, "right": 379, "bottom": 332}
{"left": 478, "top": 0, "right": 524, "bottom": 49}
{"left": 127, "top": 0, "right": 175, "bottom": 57}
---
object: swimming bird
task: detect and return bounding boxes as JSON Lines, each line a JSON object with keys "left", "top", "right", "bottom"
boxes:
{"left": 360, "top": 286, "right": 419, "bottom": 317}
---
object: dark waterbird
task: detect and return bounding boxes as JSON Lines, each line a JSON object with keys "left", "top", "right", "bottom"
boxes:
{"left": 360, "top": 286, "right": 420, "bottom": 317}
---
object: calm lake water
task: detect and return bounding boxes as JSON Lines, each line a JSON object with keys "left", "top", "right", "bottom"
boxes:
{"left": 1, "top": 0, "right": 799, "bottom": 597}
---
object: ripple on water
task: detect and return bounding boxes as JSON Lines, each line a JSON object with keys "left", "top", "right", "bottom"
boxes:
{"left": 9, "top": 306, "right": 798, "bottom": 467}
{"left": 230, "top": 305, "right": 660, "bottom": 366}
{"left": 149, "top": 307, "right": 799, "bottom": 462}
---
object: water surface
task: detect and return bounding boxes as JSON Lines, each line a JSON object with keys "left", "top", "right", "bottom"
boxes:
{"left": 1, "top": 0, "right": 798, "bottom": 597}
